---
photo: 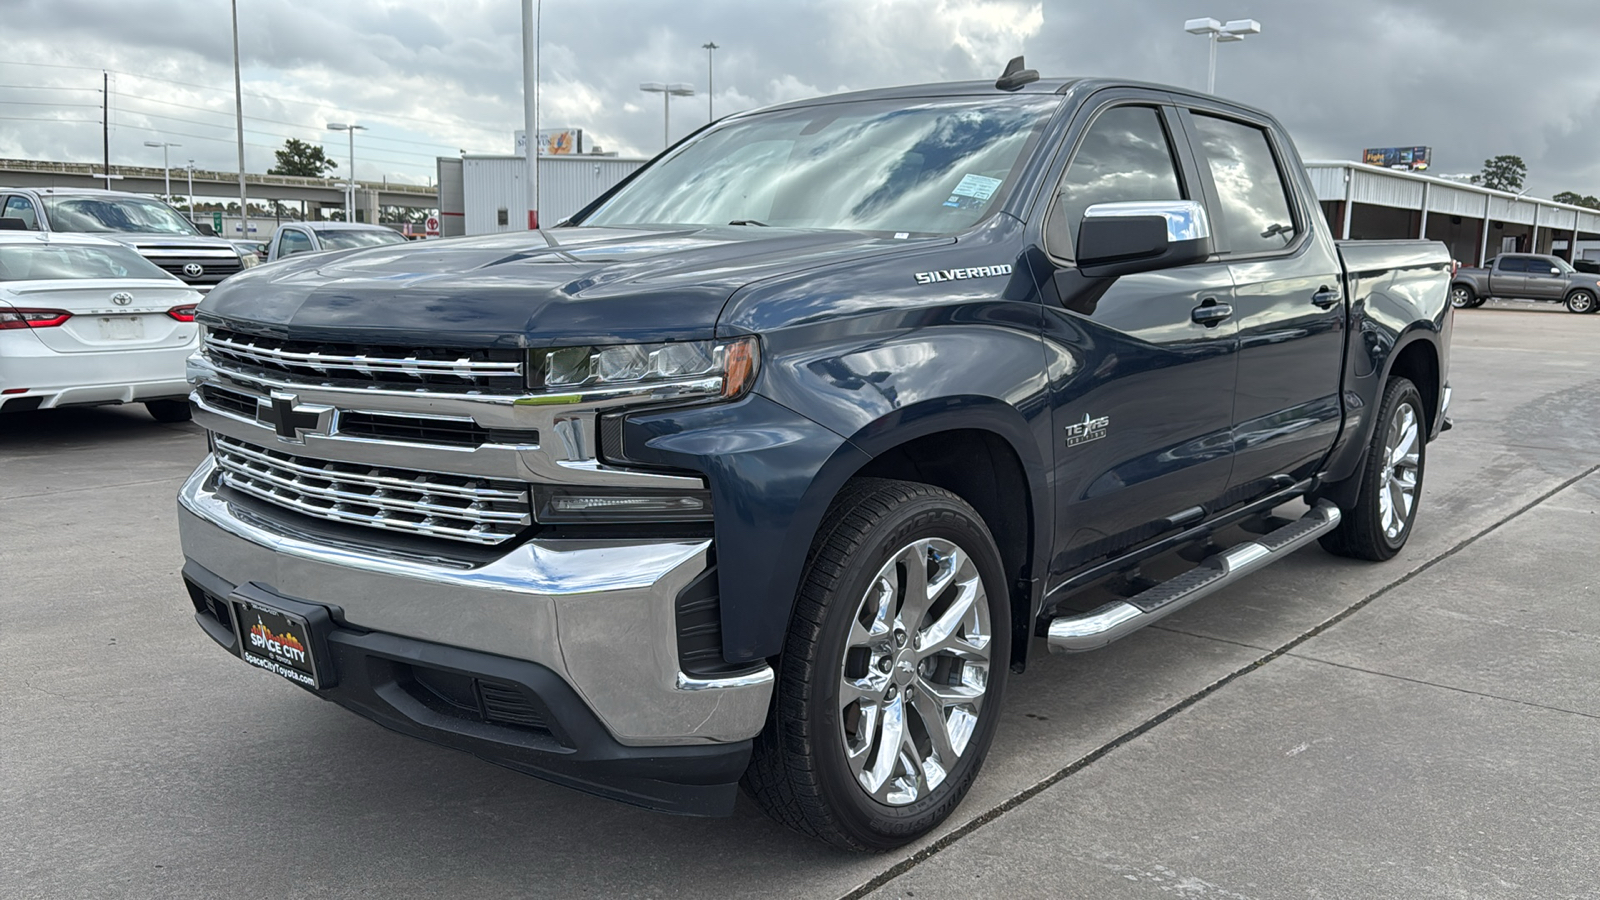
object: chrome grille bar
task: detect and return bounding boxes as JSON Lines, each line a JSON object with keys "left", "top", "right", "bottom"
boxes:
{"left": 206, "top": 334, "right": 523, "bottom": 380}
{"left": 213, "top": 435, "right": 531, "bottom": 545}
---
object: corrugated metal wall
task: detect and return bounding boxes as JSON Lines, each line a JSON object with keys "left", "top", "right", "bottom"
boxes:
{"left": 459, "top": 156, "right": 646, "bottom": 235}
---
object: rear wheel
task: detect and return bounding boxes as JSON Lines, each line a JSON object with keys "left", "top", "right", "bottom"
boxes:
{"left": 1566, "top": 290, "right": 1597, "bottom": 314}
{"left": 1321, "top": 377, "right": 1426, "bottom": 561}
{"left": 1449, "top": 284, "right": 1476, "bottom": 309}
{"left": 144, "top": 399, "right": 192, "bottom": 423}
{"left": 743, "top": 478, "right": 1010, "bottom": 851}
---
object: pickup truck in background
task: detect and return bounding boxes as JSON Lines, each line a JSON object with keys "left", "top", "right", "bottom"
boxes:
{"left": 265, "top": 221, "right": 407, "bottom": 262}
{"left": 1451, "top": 252, "right": 1600, "bottom": 313}
{"left": 0, "top": 187, "right": 258, "bottom": 293}
{"left": 176, "top": 62, "right": 1452, "bottom": 851}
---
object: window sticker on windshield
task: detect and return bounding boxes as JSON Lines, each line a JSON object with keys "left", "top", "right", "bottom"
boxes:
{"left": 943, "top": 173, "right": 1004, "bottom": 208}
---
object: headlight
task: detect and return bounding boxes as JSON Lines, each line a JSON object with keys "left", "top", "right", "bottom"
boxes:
{"left": 530, "top": 336, "right": 759, "bottom": 401}
{"left": 237, "top": 249, "right": 259, "bottom": 268}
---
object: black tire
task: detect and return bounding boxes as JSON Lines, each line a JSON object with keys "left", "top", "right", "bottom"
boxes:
{"left": 743, "top": 478, "right": 1011, "bottom": 851}
{"left": 1448, "top": 284, "right": 1476, "bottom": 309}
{"left": 144, "top": 399, "right": 192, "bottom": 423}
{"left": 1320, "top": 377, "right": 1426, "bottom": 561}
{"left": 1566, "top": 290, "right": 1598, "bottom": 314}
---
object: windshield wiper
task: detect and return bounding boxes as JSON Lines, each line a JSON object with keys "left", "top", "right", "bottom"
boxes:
{"left": 728, "top": 219, "right": 769, "bottom": 227}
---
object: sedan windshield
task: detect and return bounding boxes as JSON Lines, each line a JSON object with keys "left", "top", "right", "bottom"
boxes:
{"left": 42, "top": 196, "right": 201, "bottom": 235}
{"left": 314, "top": 229, "right": 408, "bottom": 250}
{"left": 580, "top": 96, "right": 1059, "bottom": 235}
{"left": 0, "top": 243, "right": 177, "bottom": 281}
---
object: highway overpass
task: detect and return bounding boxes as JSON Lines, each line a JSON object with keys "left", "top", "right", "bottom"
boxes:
{"left": 0, "top": 158, "right": 437, "bottom": 213}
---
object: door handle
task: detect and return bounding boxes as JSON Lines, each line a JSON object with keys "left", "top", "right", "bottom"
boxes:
{"left": 1311, "top": 286, "right": 1342, "bottom": 308}
{"left": 1191, "top": 299, "right": 1233, "bottom": 326}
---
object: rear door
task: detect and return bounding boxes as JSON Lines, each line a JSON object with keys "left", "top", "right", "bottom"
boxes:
{"left": 1177, "top": 105, "right": 1346, "bottom": 498}
{"left": 1038, "top": 94, "right": 1239, "bottom": 578}
{"left": 1490, "top": 256, "right": 1528, "bottom": 297}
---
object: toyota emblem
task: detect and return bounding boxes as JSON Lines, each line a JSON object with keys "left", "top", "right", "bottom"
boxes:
{"left": 110, "top": 292, "right": 134, "bottom": 306}
{"left": 182, "top": 263, "right": 205, "bottom": 278}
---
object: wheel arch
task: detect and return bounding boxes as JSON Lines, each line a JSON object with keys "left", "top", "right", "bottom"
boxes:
{"left": 845, "top": 405, "right": 1049, "bottom": 673}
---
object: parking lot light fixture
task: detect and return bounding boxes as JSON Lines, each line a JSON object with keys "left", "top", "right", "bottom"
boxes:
{"left": 640, "top": 82, "right": 695, "bottom": 150}
{"left": 143, "top": 140, "right": 181, "bottom": 199}
{"left": 1185, "top": 17, "right": 1261, "bottom": 93}
{"left": 327, "top": 123, "right": 368, "bottom": 222}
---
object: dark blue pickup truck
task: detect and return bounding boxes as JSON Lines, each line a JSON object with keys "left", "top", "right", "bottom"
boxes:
{"left": 177, "top": 62, "right": 1451, "bottom": 850}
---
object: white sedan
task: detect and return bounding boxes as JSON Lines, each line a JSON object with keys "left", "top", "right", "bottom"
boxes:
{"left": 0, "top": 231, "right": 202, "bottom": 422}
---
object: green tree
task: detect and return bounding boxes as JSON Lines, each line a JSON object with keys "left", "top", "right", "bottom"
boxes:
{"left": 1472, "top": 155, "right": 1526, "bottom": 192}
{"left": 268, "top": 138, "right": 338, "bottom": 178}
{"left": 1553, "top": 191, "right": 1600, "bottom": 209}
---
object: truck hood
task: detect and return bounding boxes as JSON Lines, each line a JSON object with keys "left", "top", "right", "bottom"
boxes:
{"left": 198, "top": 225, "right": 948, "bottom": 348}
{"left": 87, "top": 233, "right": 239, "bottom": 251}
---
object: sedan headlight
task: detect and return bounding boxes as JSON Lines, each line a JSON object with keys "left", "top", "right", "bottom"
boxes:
{"left": 531, "top": 336, "right": 759, "bottom": 400}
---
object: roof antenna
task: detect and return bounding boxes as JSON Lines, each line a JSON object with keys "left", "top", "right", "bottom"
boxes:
{"left": 995, "top": 55, "right": 1039, "bottom": 91}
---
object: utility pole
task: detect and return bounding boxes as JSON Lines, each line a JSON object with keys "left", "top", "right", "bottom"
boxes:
{"left": 702, "top": 42, "right": 719, "bottom": 121}
{"left": 521, "top": 0, "right": 540, "bottom": 229}
{"left": 186, "top": 160, "right": 195, "bottom": 218}
{"left": 101, "top": 71, "right": 109, "bottom": 186}
{"left": 231, "top": 0, "right": 249, "bottom": 239}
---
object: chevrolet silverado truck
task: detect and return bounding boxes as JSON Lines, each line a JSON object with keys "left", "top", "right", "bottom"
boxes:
{"left": 0, "top": 187, "right": 257, "bottom": 293}
{"left": 1450, "top": 252, "right": 1600, "bottom": 313}
{"left": 176, "top": 62, "right": 1452, "bottom": 851}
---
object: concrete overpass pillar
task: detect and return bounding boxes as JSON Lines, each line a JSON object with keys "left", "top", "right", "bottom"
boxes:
{"left": 356, "top": 189, "right": 380, "bottom": 224}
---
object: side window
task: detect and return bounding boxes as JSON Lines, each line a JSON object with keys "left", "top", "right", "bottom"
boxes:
{"left": 1048, "top": 105, "right": 1184, "bottom": 258}
{"left": 3, "top": 196, "right": 39, "bottom": 230}
{"left": 1496, "top": 256, "right": 1527, "bottom": 273}
{"left": 280, "top": 230, "right": 312, "bottom": 256}
{"left": 1190, "top": 114, "right": 1297, "bottom": 255}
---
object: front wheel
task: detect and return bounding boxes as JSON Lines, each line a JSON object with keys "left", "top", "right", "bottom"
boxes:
{"left": 1449, "top": 284, "right": 1476, "bottom": 309}
{"left": 743, "top": 478, "right": 1010, "bottom": 851}
{"left": 1566, "top": 290, "right": 1597, "bottom": 314}
{"left": 1321, "top": 377, "right": 1426, "bottom": 561}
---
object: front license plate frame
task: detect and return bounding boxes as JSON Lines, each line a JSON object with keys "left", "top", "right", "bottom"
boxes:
{"left": 229, "top": 585, "right": 334, "bottom": 689}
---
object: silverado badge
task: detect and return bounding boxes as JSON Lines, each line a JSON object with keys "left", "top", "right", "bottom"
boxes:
{"left": 914, "top": 264, "right": 1012, "bottom": 285}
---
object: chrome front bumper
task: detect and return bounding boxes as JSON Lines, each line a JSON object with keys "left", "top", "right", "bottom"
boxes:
{"left": 177, "top": 456, "right": 772, "bottom": 747}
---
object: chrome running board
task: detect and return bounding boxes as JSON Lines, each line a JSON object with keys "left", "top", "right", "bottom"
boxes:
{"left": 1046, "top": 501, "right": 1342, "bottom": 654}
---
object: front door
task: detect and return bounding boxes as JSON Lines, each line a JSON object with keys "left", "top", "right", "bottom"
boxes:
{"left": 1037, "top": 100, "right": 1239, "bottom": 580}
{"left": 1180, "top": 109, "right": 1346, "bottom": 493}
{"left": 1521, "top": 258, "right": 1568, "bottom": 300}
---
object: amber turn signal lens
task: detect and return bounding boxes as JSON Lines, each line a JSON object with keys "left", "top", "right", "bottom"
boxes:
{"left": 721, "top": 337, "right": 759, "bottom": 399}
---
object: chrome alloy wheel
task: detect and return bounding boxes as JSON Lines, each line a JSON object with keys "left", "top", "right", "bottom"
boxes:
{"left": 1380, "top": 400, "right": 1421, "bottom": 541}
{"left": 1449, "top": 286, "right": 1473, "bottom": 308}
{"left": 837, "top": 538, "right": 992, "bottom": 807}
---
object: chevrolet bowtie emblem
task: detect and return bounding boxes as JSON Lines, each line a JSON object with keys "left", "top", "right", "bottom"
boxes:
{"left": 256, "top": 392, "right": 330, "bottom": 442}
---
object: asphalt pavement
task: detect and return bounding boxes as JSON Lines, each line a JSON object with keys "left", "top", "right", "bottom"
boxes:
{"left": 2, "top": 302, "right": 1597, "bottom": 899}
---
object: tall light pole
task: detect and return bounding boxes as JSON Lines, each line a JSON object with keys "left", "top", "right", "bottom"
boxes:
{"left": 143, "top": 140, "right": 180, "bottom": 199}
{"left": 327, "top": 122, "right": 367, "bottom": 221}
{"left": 230, "top": 0, "right": 249, "bottom": 238}
{"left": 522, "top": 0, "right": 541, "bottom": 229}
{"left": 639, "top": 83, "right": 694, "bottom": 150}
{"left": 1184, "top": 17, "right": 1261, "bottom": 94}
{"left": 701, "top": 42, "right": 719, "bottom": 121}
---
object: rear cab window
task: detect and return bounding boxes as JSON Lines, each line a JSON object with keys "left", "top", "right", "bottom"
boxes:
{"left": 3, "top": 195, "right": 39, "bottom": 230}
{"left": 1188, "top": 113, "right": 1298, "bottom": 255}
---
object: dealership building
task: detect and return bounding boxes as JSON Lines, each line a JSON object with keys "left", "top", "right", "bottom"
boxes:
{"left": 1307, "top": 161, "right": 1600, "bottom": 265}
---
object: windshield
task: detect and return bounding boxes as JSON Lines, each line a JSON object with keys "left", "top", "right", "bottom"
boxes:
{"left": 42, "top": 195, "right": 201, "bottom": 235}
{"left": 1553, "top": 257, "right": 1576, "bottom": 274}
{"left": 581, "top": 96, "right": 1059, "bottom": 234}
{"left": 0, "top": 242, "right": 178, "bottom": 282}
{"left": 314, "top": 229, "right": 407, "bottom": 250}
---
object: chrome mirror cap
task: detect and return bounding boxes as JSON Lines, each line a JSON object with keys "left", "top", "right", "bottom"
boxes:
{"left": 1083, "top": 200, "right": 1212, "bottom": 243}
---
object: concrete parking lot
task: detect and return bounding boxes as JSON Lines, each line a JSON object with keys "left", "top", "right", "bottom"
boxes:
{"left": 2, "top": 304, "right": 1597, "bottom": 899}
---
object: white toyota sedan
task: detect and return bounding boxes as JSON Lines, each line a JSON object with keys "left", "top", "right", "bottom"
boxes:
{"left": 1, "top": 231, "right": 202, "bottom": 422}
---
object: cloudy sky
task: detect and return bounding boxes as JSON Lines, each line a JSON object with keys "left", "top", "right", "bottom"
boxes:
{"left": 1, "top": 0, "right": 1594, "bottom": 198}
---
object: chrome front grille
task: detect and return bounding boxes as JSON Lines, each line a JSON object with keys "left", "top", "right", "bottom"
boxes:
{"left": 204, "top": 328, "right": 525, "bottom": 391}
{"left": 212, "top": 434, "right": 531, "bottom": 545}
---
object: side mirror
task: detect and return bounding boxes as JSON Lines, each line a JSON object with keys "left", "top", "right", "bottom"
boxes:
{"left": 1076, "top": 200, "right": 1214, "bottom": 279}
{"left": 196, "top": 222, "right": 217, "bottom": 236}
{"left": 1549, "top": 267, "right": 1561, "bottom": 276}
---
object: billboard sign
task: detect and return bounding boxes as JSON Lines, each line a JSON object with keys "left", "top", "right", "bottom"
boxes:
{"left": 514, "top": 128, "right": 584, "bottom": 156}
{"left": 1363, "top": 146, "right": 1431, "bottom": 171}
